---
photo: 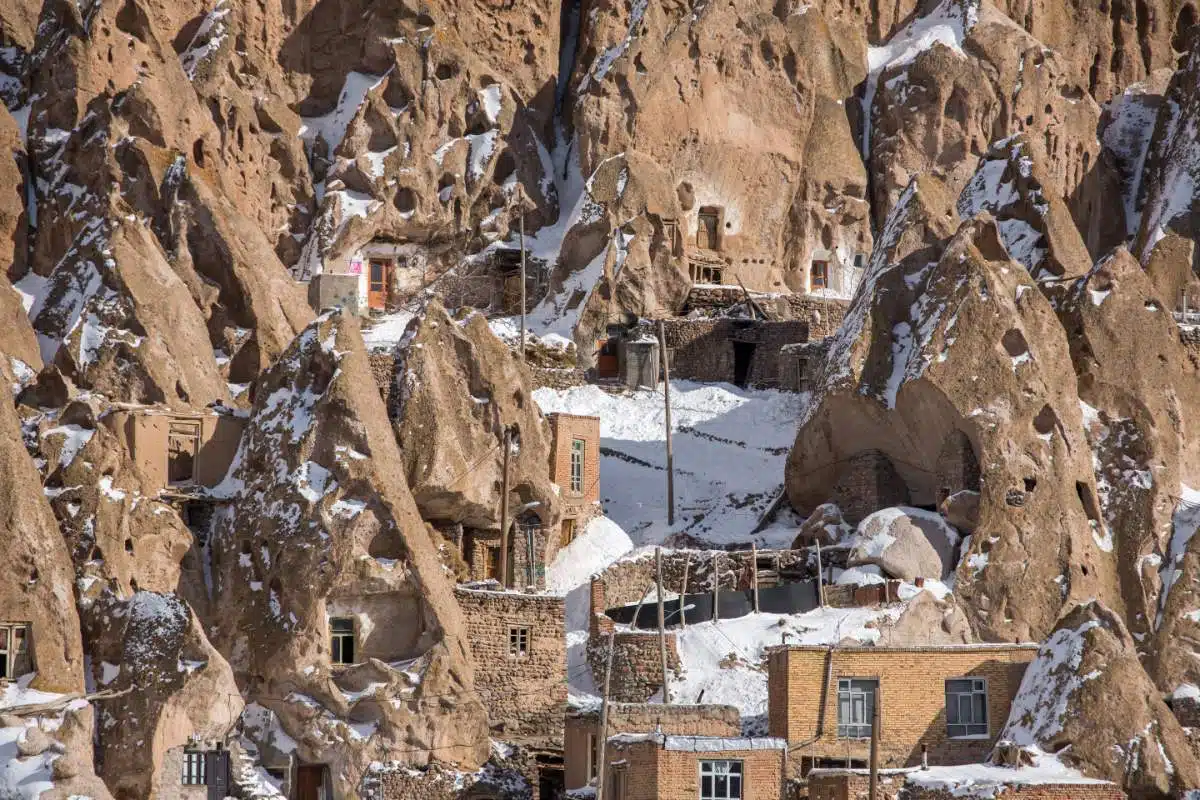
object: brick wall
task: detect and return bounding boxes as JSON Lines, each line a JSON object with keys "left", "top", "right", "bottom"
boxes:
{"left": 807, "top": 770, "right": 904, "bottom": 800}
{"left": 833, "top": 450, "right": 912, "bottom": 525}
{"left": 902, "top": 783, "right": 1126, "bottom": 799}
{"left": 547, "top": 413, "right": 601, "bottom": 513}
{"left": 767, "top": 645, "right": 1038, "bottom": 768}
{"left": 565, "top": 704, "right": 742, "bottom": 789}
{"left": 605, "top": 739, "right": 785, "bottom": 800}
{"left": 587, "top": 629, "right": 681, "bottom": 703}
{"left": 455, "top": 588, "right": 566, "bottom": 743}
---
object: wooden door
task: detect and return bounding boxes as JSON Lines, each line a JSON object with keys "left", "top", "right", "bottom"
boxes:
{"left": 596, "top": 338, "right": 619, "bottom": 378}
{"left": 697, "top": 211, "right": 718, "bottom": 249}
{"left": 367, "top": 259, "right": 391, "bottom": 310}
{"left": 295, "top": 765, "right": 327, "bottom": 800}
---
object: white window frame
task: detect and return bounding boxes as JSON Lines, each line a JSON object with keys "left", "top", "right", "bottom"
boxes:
{"left": 946, "top": 677, "right": 989, "bottom": 739}
{"left": 699, "top": 759, "right": 743, "bottom": 800}
{"left": 330, "top": 618, "right": 355, "bottom": 666}
{"left": 0, "top": 623, "right": 31, "bottom": 680}
{"left": 182, "top": 750, "right": 207, "bottom": 785}
{"left": 837, "top": 678, "right": 877, "bottom": 739}
{"left": 509, "top": 626, "right": 530, "bottom": 658}
{"left": 570, "top": 439, "right": 585, "bottom": 493}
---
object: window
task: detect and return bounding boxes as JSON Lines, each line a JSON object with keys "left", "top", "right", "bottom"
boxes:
{"left": 330, "top": 618, "right": 355, "bottom": 665}
{"left": 946, "top": 678, "right": 988, "bottom": 738}
{"left": 0, "top": 624, "right": 31, "bottom": 680}
{"left": 810, "top": 259, "right": 829, "bottom": 290}
{"left": 509, "top": 626, "right": 530, "bottom": 658}
{"left": 700, "top": 760, "right": 743, "bottom": 800}
{"left": 570, "top": 439, "right": 585, "bottom": 493}
{"left": 837, "top": 678, "right": 877, "bottom": 739}
{"left": 182, "top": 750, "right": 206, "bottom": 785}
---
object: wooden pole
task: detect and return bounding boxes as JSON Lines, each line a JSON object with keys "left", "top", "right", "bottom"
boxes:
{"left": 656, "top": 547, "right": 670, "bottom": 704}
{"left": 596, "top": 629, "right": 616, "bottom": 800}
{"left": 518, "top": 186, "right": 527, "bottom": 361}
{"left": 868, "top": 684, "right": 881, "bottom": 800}
{"left": 657, "top": 320, "right": 675, "bottom": 526}
{"left": 815, "top": 540, "right": 825, "bottom": 608}
{"left": 712, "top": 552, "right": 720, "bottom": 622}
{"left": 751, "top": 544, "right": 760, "bottom": 614}
{"left": 498, "top": 427, "right": 511, "bottom": 588}
{"left": 680, "top": 555, "right": 690, "bottom": 629}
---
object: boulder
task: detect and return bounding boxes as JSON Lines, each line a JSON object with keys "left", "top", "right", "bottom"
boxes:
{"left": 999, "top": 601, "right": 1200, "bottom": 797}
{"left": 940, "top": 490, "right": 981, "bottom": 533}
{"left": 848, "top": 506, "right": 961, "bottom": 581}
{"left": 792, "top": 503, "right": 851, "bottom": 547}
{"left": 391, "top": 302, "right": 561, "bottom": 543}
{"left": 16, "top": 725, "right": 54, "bottom": 757}
{"left": 876, "top": 591, "right": 974, "bottom": 646}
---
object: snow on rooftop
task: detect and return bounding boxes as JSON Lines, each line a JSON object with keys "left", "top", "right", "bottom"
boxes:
{"left": 533, "top": 382, "right": 805, "bottom": 548}
{"left": 904, "top": 752, "right": 1110, "bottom": 796}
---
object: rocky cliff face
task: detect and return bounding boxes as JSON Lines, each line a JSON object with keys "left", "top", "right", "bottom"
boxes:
{"left": 3, "top": 0, "right": 1200, "bottom": 795}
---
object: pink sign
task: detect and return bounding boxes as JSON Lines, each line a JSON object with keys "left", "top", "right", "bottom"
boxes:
{"left": 348, "top": 256, "right": 363, "bottom": 275}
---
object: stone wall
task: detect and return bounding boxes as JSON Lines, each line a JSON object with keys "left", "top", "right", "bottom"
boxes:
{"left": 564, "top": 704, "right": 741, "bottom": 789}
{"left": 807, "top": 769, "right": 905, "bottom": 800}
{"left": 902, "top": 782, "right": 1126, "bottom": 800}
{"left": 783, "top": 295, "right": 848, "bottom": 339}
{"left": 779, "top": 340, "right": 831, "bottom": 393}
{"left": 832, "top": 450, "right": 912, "bottom": 524}
{"left": 455, "top": 588, "right": 566, "bottom": 744}
{"left": 767, "top": 645, "right": 1039, "bottom": 769}
{"left": 586, "top": 627, "right": 681, "bottom": 703}
{"left": 362, "top": 751, "right": 536, "bottom": 800}
{"left": 652, "top": 318, "right": 811, "bottom": 389}
{"left": 591, "top": 549, "right": 812, "bottom": 613}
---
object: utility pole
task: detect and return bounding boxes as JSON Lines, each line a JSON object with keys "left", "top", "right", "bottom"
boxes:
{"left": 596, "top": 628, "right": 616, "bottom": 800}
{"left": 712, "top": 552, "right": 720, "bottom": 622}
{"left": 868, "top": 684, "right": 881, "bottom": 800}
{"left": 815, "top": 539, "right": 825, "bottom": 608}
{"left": 751, "top": 543, "right": 760, "bottom": 614}
{"left": 656, "top": 547, "right": 670, "bottom": 704}
{"left": 517, "top": 184, "right": 527, "bottom": 362}
{"left": 498, "top": 426, "right": 511, "bottom": 588}
{"left": 680, "top": 555, "right": 690, "bottom": 629}
{"left": 657, "top": 320, "right": 674, "bottom": 525}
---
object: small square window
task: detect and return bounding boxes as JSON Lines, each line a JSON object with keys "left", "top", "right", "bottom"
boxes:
{"left": 0, "top": 624, "right": 32, "bottom": 680}
{"left": 182, "top": 750, "right": 207, "bottom": 785}
{"left": 508, "top": 626, "right": 530, "bottom": 658}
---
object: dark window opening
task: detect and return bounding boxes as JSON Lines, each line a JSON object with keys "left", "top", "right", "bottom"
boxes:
{"left": 733, "top": 341, "right": 756, "bottom": 388}
{"left": 330, "top": 618, "right": 355, "bottom": 665}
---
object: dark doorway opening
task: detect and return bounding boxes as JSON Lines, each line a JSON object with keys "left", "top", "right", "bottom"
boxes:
{"left": 294, "top": 764, "right": 330, "bottom": 800}
{"left": 537, "top": 752, "right": 565, "bottom": 800}
{"left": 732, "top": 341, "right": 756, "bottom": 387}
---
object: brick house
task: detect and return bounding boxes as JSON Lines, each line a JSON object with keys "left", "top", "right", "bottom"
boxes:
{"left": 602, "top": 733, "right": 786, "bottom": 800}
{"left": 546, "top": 413, "right": 601, "bottom": 550}
{"left": 766, "top": 644, "right": 1039, "bottom": 771}
{"left": 565, "top": 704, "right": 742, "bottom": 790}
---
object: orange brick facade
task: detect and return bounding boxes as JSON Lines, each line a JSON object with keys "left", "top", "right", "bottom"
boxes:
{"left": 767, "top": 645, "right": 1038, "bottom": 769}
{"left": 604, "top": 737, "right": 785, "bottom": 800}
{"left": 547, "top": 413, "right": 601, "bottom": 542}
{"left": 565, "top": 704, "right": 741, "bottom": 789}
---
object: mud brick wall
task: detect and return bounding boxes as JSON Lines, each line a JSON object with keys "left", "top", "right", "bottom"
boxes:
{"left": 564, "top": 705, "right": 741, "bottom": 789}
{"left": 784, "top": 294, "right": 849, "bottom": 339}
{"left": 767, "top": 645, "right": 1038, "bottom": 768}
{"left": 587, "top": 629, "right": 681, "bottom": 703}
{"left": 455, "top": 588, "right": 566, "bottom": 743}
{"left": 592, "top": 549, "right": 812, "bottom": 613}
{"left": 605, "top": 739, "right": 785, "bottom": 800}
{"left": 806, "top": 771, "right": 906, "bottom": 800}
{"left": 833, "top": 450, "right": 912, "bottom": 525}
{"left": 653, "top": 319, "right": 811, "bottom": 388}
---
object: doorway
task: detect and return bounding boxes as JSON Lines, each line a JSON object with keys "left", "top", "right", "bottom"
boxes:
{"left": 732, "top": 341, "right": 756, "bottom": 388}
{"left": 368, "top": 259, "right": 392, "bottom": 311}
{"left": 294, "top": 764, "right": 329, "bottom": 800}
{"left": 697, "top": 208, "right": 720, "bottom": 250}
{"left": 167, "top": 420, "right": 202, "bottom": 486}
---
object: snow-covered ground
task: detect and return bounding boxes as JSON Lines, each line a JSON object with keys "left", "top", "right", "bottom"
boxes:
{"left": 0, "top": 678, "right": 83, "bottom": 798}
{"left": 533, "top": 382, "right": 805, "bottom": 548}
{"left": 361, "top": 310, "right": 417, "bottom": 352}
